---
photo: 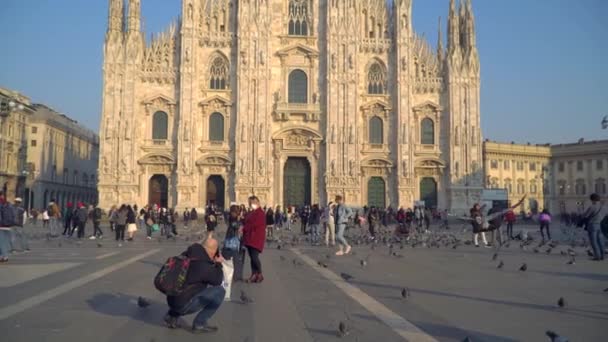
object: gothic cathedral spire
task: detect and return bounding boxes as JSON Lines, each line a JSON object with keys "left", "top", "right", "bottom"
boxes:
{"left": 437, "top": 16, "right": 444, "bottom": 66}
{"left": 447, "top": 0, "right": 461, "bottom": 67}
{"left": 127, "top": 0, "right": 141, "bottom": 33}
{"left": 107, "top": 0, "right": 124, "bottom": 34}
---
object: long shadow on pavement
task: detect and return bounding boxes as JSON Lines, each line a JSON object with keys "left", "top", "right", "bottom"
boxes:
{"left": 410, "top": 321, "right": 518, "bottom": 342}
{"left": 86, "top": 292, "right": 165, "bottom": 327}
{"left": 529, "top": 270, "right": 608, "bottom": 282}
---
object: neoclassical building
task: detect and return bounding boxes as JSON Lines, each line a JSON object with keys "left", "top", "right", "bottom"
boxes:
{"left": 98, "top": 0, "right": 483, "bottom": 212}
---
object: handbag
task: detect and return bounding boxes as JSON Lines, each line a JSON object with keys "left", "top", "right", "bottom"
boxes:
{"left": 152, "top": 223, "right": 160, "bottom": 232}
{"left": 224, "top": 236, "right": 240, "bottom": 251}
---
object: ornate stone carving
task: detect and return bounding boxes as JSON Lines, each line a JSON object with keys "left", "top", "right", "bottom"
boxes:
{"left": 258, "top": 159, "right": 265, "bottom": 176}
{"left": 330, "top": 159, "right": 336, "bottom": 177}
{"left": 349, "top": 159, "right": 356, "bottom": 177}
{"left": 286, "top": 132, "right": 309, "bottom": 147}
{"left": 102, "top": 156, "right": 110, "bottom": 174}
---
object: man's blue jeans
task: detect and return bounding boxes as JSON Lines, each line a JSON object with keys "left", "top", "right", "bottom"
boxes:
{"left": 0, "top": 229, "right": 13, "bottom": 258}
{"left": 171, "top": 286, "right": 225, "bottom": 326}
{"left": 587, "top": 224, "right": 605, "bottom": 260}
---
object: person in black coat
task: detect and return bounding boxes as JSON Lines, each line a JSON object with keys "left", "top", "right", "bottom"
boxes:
{"left": 164, "top": 237, "right": 225, "bottom": 333}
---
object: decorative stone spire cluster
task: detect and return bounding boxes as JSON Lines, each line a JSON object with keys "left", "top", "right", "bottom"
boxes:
{"left": 447, "top": 0, "right": 478, "bottom": 72}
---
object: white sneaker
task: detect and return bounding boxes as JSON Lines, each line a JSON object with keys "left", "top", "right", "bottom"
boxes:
{"left": 89, "top": 236, "right": 96, "bottom": 240}
{"left": 147, "top": 236, "right": 152, "bottom": 240}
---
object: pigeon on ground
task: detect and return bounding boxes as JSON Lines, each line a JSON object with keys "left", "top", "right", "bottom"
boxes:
{"left": 492, "top": 253, "right": 498, "bottom": 261}
{"left": 567, "top": 257, "right": 575, "bottom": 265}
{"left": 240, "top": 290, "right": 253, "bottom": 304}
{"left": 546, "top": 330, "right": 569, "bottom": 342}
{"left": 401, "top": 287, "right": 410, "bottom": 299}
{"left": 317, "top": 261, "right": 328, "bottom": 268}
{"left": 557, "top": 297, "right": 566, "bottom": 308}
{"left": 137, "top": 296, "right": 151, "bottom": 308}
{"left": 360, "top": 259, "right": 367, "bottom": 268}
{"left": 340, "top": 272, "right": 354, "bottom": 282}
{"left": 497, "top": 261, "right": 504, "bottom": 269}
{"left": 97, "top": 242, "right": 103, "bottom": 248}
{"left": 277, "top": 244, "right": 281, "bottom": 250}
{"left": 338, "top": 321, "right": 348, "bottom": 337}
{"left": 519, "top": 263, "right": 528, "bottom": 272}
{"left": 546, "top": 248, "right": 552, "bottom": 254}
{"left": 587, "top": 250, "right": 594, "bottom": 257}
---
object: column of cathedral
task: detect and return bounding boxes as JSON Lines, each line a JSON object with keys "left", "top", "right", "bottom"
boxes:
{"left": 393, "top": 0, "right": 415, "bottom": 206}
{"left": 234, "top": 0, "right": 272, "bottom": 204}
{"left": 98, "top": 0, "right": 125, "bottom": 209}
{"left": 176, "top": 0, "right": 197, "bottom": 209}
{"left": 325, "top": 0, "right": 360, "bottom": 203}
{"left": 445, "top": 0, "right": 482, "bottom": 213}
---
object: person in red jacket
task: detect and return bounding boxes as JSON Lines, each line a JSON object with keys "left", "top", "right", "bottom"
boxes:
{"left": 504, "top": 209, "right": 516, "bottom": 240}
{"left": 242, "top": 196, "right": 266, "bottom": 283}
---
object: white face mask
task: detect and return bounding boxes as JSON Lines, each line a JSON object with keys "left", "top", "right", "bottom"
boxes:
{"left": 251, "top": 204, "right": 259, "bottom": 210}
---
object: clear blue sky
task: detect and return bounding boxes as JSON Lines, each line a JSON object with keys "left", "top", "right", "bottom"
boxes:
{"left": 1, "top": 0, "right": 606, "bottom": 144}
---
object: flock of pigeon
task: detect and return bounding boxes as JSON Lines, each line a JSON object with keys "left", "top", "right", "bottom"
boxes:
{"left": 37, "top": 221, "right": 604, "bottom": 341}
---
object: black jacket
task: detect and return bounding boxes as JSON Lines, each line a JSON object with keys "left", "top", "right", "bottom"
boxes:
{"left": 167, "top": 244, "right": 223, "bottom": 309}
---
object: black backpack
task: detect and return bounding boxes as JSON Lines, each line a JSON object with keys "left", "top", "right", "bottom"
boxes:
{"left": 0, "top": 203, "right": 17, "bottom": 227}
{"left": 154, "top": 255, "right": 195, "bottom": 296}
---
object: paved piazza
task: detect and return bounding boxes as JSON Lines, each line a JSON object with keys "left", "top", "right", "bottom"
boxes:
{"left": 1, "top": 221, "right": 606, "bottom": 342}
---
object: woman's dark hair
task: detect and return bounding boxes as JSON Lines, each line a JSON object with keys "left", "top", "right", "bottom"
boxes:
{"left": 590, "top": 193, "right": 600, "bottom": 202}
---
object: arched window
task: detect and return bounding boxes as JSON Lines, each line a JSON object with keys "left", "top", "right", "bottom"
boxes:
{"left": 367, "top": 62, "right": 386, "bottom": 94}
{"left": 209, "top": 55, "right": 229, "bottom": 90}
{"left": 530, "top": 181, "right": 537, "bottom": 194}
{"left": 516, "top": 180, "right": 525, "bottom": 194}
{"left": 288, "top": 0, "right": 310, "bottom": 36}
{"left": 152, "top": 111, "right": 168, "bottom": 140}
{"left": 421, "top": 118, "right": 434, "bottom": 145}
{"left": 209, "top": 112, "right": 225, "bottom": 142}
{"left": 369, "top": 116, "right": 383, "bottom": 145}
{"left": 288, "top": 69, "right": 308, "bottom": 103}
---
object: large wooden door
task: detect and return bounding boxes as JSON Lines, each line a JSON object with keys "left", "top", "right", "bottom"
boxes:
{"left": 149, "top": 175, "right": 168, "bottom": 208}
{"left": 367, "top": 177, "right": 386, "bottom": 208}
{"left": 420, "top": 177, "right": 438, "bottom": 208}
{"left": 206, "top": 175, "right": 225, "bottom": 209}
{"left": 283, "top": 157, "right": 311, "bottom": 207}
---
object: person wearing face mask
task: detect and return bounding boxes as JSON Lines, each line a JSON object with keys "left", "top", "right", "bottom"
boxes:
{"left": 242, "top": 196, "right": 266, "bottom": 283}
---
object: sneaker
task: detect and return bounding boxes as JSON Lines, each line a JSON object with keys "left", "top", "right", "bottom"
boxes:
{"left": 146, "top": 236, "right": 152, "bottom": 240}
{"left": 89, "top": 236, "right": 96, "bottom": 240}
{"left": 484, "top": 244, "right": 492, "bottom": 248}
{"left": 164, "top": 314, "right": 179, "bottom": 329}
{"left": 475, "top": 244, "right": 480, "bottom": 248}
{"left": 192, "top": 324, "right": 218, "bottom": 334}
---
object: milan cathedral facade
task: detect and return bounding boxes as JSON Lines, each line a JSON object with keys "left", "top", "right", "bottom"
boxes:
{"left": 98, "top": 0, "right": 483, "bottom": 213}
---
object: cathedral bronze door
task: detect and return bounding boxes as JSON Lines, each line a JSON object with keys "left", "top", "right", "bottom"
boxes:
{"left": 420, "top": 177, "right": 438, "bottom": 209}
{"left": 367, "top": 177, "right": 386, "bottom": 208}
{"left": 206, "top": 175, "right": 225, "bottom": 209}
{"left": 149, "top": 175, "right": 168, "bottom": 208}
{"left": 283, "top": 157, "right": 311, "bottom": 207}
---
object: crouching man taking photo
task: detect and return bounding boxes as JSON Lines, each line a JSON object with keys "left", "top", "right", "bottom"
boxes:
{"left": 164, "top": 236, "right": 225, "bottom": 333}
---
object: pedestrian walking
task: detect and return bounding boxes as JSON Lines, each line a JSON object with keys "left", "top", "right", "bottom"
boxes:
{"left": 0, "top": 193, "right": 17, "bottom": 262}
{"left": 470, "top": 204, "right": 490, "bottom": 248}
{"left": 90, "top": 204, "right": 103, "bottom": 239}
{"left": 75, "top": 202, "right": 88, "bottom": 239}
{"left": 424, "top": 208, "right": 432, "bottom": 233}
{"left": 242, "top": 196, "right": 266, "bottom": 283}
{"left": 309, "top": 204, "right": 321, "bottom": 245}
{"left": 42, "top": 209, "right": 50, "bottom": 229}
{"left": 580, "top": 193, "right": 605, "bottom": 261}
{"left": 115, "top": 204, "right": 128, "bottom": 246}
{"left": 126, "top": 205, "right": 138, "bottom": 241}
{"left": 48, "top": 200, "right": 61, "bottom": 237}
{"left": 170, "top": 208, "right": 178, "bottom": 236}
{"left": 62, "top": 202, "right": 74, "bottom": 236}
{"left": 324, "top": 202, "right": 336, "bottom": 247}
{"left": 539, "top": 209, "right": 552, "bottom": 243}
{"left": 190, "top": 208, "right": 199, "bottom": 226}
{"left": 505, "top": 209, "right": 516, "bottom": 239}
{"left": 183, "top": 208, "right": 191, "bottom": 230}
{"left": 368, "top": 206, "right": 380, "bottom": 240}
{"left": 12, "top": 198, "right": 30, "bottom": 251}
{"left": 334, "top": 195, "right": 353, "bottom": 256}
{"left": 108, "top": 205, "right": 117, "bottom": 232}
{"left": 265, "top": 207, "right": 275, "bottom": 240}
{"left": 206, "top": 213, "right": 218, "bottom": 233}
